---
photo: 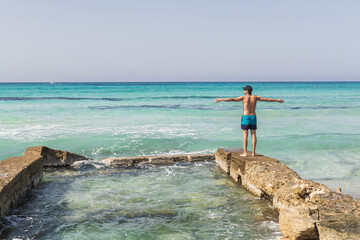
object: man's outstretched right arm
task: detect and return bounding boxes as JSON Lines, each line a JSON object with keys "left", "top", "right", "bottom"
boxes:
{"left": 215, "top": 96, "right": 244, "bottom": 103}
{"left": 257, "top": 96, "right": 284, "bottom": 103}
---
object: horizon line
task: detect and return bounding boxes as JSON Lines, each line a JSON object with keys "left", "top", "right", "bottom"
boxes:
{"left": 0, "top": 80, "right": 360, "bottom": 84}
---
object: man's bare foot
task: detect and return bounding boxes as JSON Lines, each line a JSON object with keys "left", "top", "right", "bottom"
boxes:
{"left": 240, "top": 152, "right": 247, "bottom": 157}
{"left": 251, "top": 153, "right": 255, "bottom": 157}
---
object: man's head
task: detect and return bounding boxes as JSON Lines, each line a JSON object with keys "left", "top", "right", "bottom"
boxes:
{"left": 242, "top": 85, "right": 253, "bottom": 95}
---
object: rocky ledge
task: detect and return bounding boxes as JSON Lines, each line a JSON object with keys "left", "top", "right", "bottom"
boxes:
{"left": 0, "top": 146, "right": 94, "bottom": 217}
{"left": 25, "top": 146, "right": 90, "bottom": 167}
{"left": 2, "top": 146, "right": 358, "bottom": 239}
{"left": 0, "top": 148, "right": 43, "bottom": 217}
{"left": 102, "top": 153, "right": 215, "bottom": 167}
{"left": 0, "top": 146, "right": 214, "bottom": 218}
{"left": 216, "top": 148, "right": 360, "bottom": 240}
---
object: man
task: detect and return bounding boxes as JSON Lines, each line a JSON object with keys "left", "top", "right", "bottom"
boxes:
{"left": 215, "top": 85, "right": 284, "bottom": 157}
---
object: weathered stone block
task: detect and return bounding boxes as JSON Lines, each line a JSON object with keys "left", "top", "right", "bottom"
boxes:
{"left": 163, "top": 155, "right": 189, "bottom": 162}
{"left": 215, "top": 150, "right": 231, "bottom": 174}
{"left": 274, "top": 182, "right": 360, "bottom": 240}
{"left": 312, "top": 191, "right": 360, "bottom": 216}
{"left": 278, "top": 207, "right": 319, "bottom": 240}
{"left": 149, "top": 156, "right": 175, "bottom": 165}
{"left": 244, "top": 161, "right": 300, "bottom": 197}
{"left": 187, "top": 154, "right": 214, "bottom": 162}
{"left": 273, "top": 180, "right": 330, "bottom": 240}
{"left": 0, "top": 152, "right": 43, "bottom": 217}
{"left": 229, "top": 158, "right": 241, "bottom": 182}
{"left": 217, "top": 148, "right": 360, "bottom": 240}
{"left": 228, "top": 151, "right": 288, "bottom": 198}
{"left": 241, "top": 176, "right": 266, "bottom": 198}
{"left": 317, "top": 214, "right": 360, "bottom": 240}
{"left": 313, "top": 192, "right": 360, "bottom": 240}
{"left": 102, "top": 156, "right": 149, "bottom": 167}
{"left": 102, "top": 157, "right": 136, "bottom": 167}
{"left": 25, "top": 146, "right": 89, "bottom": 167}
{"left": 228, "top": 157, "right": 263, "bottom": 197}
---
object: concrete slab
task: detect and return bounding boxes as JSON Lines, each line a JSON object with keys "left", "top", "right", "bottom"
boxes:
{"left": 0, "top": 152, "right": 43, "bottom": 217}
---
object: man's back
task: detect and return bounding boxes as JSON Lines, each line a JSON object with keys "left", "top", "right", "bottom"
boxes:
{"left": 243, "top": 95, "right": 258, "bottom": 115}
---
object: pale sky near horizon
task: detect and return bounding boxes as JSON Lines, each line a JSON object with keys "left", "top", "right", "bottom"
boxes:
{"left": 0, "top": 1, "right": 359, "bottom": 82}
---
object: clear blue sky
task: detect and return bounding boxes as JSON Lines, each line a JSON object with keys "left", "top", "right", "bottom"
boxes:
{"left": 1, "top": 0, "right": 359, "bottom": 82}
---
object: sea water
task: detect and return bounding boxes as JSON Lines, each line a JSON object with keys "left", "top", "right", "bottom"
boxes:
{"left": 0, "top": 82, "right": 359, "bottom": 239}
{"left": 1, "top": 162, "right": 282, "bottom": 239}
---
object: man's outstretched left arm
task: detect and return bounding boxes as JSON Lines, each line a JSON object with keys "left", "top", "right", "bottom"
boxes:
{"left": 257, "top": 96, "right": 284, "bottom": 103}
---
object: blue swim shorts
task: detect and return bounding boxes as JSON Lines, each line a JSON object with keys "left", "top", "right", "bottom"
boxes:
{"left": 241, "top": 115, "right": 257, "bottom": 130}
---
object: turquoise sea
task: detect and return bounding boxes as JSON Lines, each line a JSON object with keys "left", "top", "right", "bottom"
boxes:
{"left": 1, "top": 82, "right": 359, "bottom": 239}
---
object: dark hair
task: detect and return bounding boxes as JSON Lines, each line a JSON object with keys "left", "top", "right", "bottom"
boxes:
{"left": 243, "top": 85, "right": 253, "bottom": 95}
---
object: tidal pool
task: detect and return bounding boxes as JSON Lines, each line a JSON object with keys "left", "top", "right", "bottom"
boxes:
{"left": 1, "top": 162, "right": 282, "bottom": 239}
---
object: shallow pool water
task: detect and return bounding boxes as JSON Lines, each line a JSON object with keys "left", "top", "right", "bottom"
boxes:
{"left": 1, "top": 162, "right": 282, "bottom": 239}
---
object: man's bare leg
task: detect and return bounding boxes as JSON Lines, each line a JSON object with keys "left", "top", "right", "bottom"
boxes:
{"left": 251, "top": 129, "right": 257, "bottom": 157}
{"left": 241, "top": 130, "right": 248, "bottom": 156}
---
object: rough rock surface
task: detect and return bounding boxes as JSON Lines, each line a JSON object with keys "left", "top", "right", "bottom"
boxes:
{"left": 273, "top": 180, "right": 329, "bottom": 240}
{"left": 102, "top": 154, "right": 215, "bottom": 166}
{"left": 149, "top": 155, "right": 187, "bottom": 165}
{"left": 216, "top": 148, "right": 360, "bottom": 240}
{"left": 228, "top": 148, "right": 291, "bottom": 198}
{"left": 273, "top": 180, "right": 360, "bottom": 240}
{"left": 244, "top": 161, "right": 301, "bottom": 198}
{"left": 317, "top": 214, "right": 360, "bottom": 240}
{"left": 187, "top": 154, "right": 215, "bottom": 162}
{"left": 215, "top": 150, "right": 231, "bottom": 174}
{"left": 0, "top": 150, "right": 43, "bottom": 217}
{"left": 25, "top": 146, "right": 89, "bottom": 167}
{"left": 314, "top": 192, "right": 360, "bottom": 240}
{"left": 0, "top": 146, "right": 93, "bottom": 217}
{"left": 102, "top": 156, "right": 148, "bottom": 167}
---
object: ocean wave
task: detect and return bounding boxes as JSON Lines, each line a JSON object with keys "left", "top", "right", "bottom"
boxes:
{"left": 289, "top": 106, "right": 360, "bottom": 110}
{"left": 0, "top": 97, "right": 126, "bottom": 101}
{"left": 262, "top": 105, "right": 360, "bottom": 110}
{"left": 87, "top": 104, "right": 221, "bottom": 110}
{"left": 88, "top": 104, "right": 360, "bottom": 111}
{"left": 0, "top": 123, "right": 199, "bottom": 142}
{"left": 2, "top": 96, "right": 358, "bottom": 111}
{"left": 0, "top": 95, "right": 218, "bottom": 102}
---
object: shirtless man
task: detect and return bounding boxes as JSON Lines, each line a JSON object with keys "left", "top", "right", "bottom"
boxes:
{"left": 215, "top": 85, "right": 284, "bottom": 157}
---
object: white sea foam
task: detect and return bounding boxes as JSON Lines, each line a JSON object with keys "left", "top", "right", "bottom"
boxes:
{"left": 0, "top": 123, "right": 199, "bottom": 142}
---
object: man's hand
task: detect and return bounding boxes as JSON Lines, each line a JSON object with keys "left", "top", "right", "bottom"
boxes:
{"left": 278, "top": 98, "right": 284, "bottom": 103}
{"left": 215, "top": 98, "right": 222, "bottom": 103}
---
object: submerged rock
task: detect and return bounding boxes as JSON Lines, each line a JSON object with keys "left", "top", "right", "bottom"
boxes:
{"left": 102, "top": 153, "right": 215, "bottom": 167}
{"left": 187, "top": 153, "right": 215, "bottom": 162}
{"left": 149, "top": 155, "right": 187, "bottom": 165}
{"left": 24, "top": 146, "right": 89, "bottom": 167}
{"left": 103, "top": 209, "right": 178, "bottom": 219}
{"left": 102, "top": 156, "right": 149, "bottom": 167}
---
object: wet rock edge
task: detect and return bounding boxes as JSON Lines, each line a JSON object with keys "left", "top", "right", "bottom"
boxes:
{"left": 216, "top": 147, "right": 360, "bottom": 240}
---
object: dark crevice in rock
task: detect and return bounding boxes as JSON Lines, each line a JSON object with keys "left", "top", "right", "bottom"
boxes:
{"left": 237, "top": 174, "right": 242, "bottom": 185}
